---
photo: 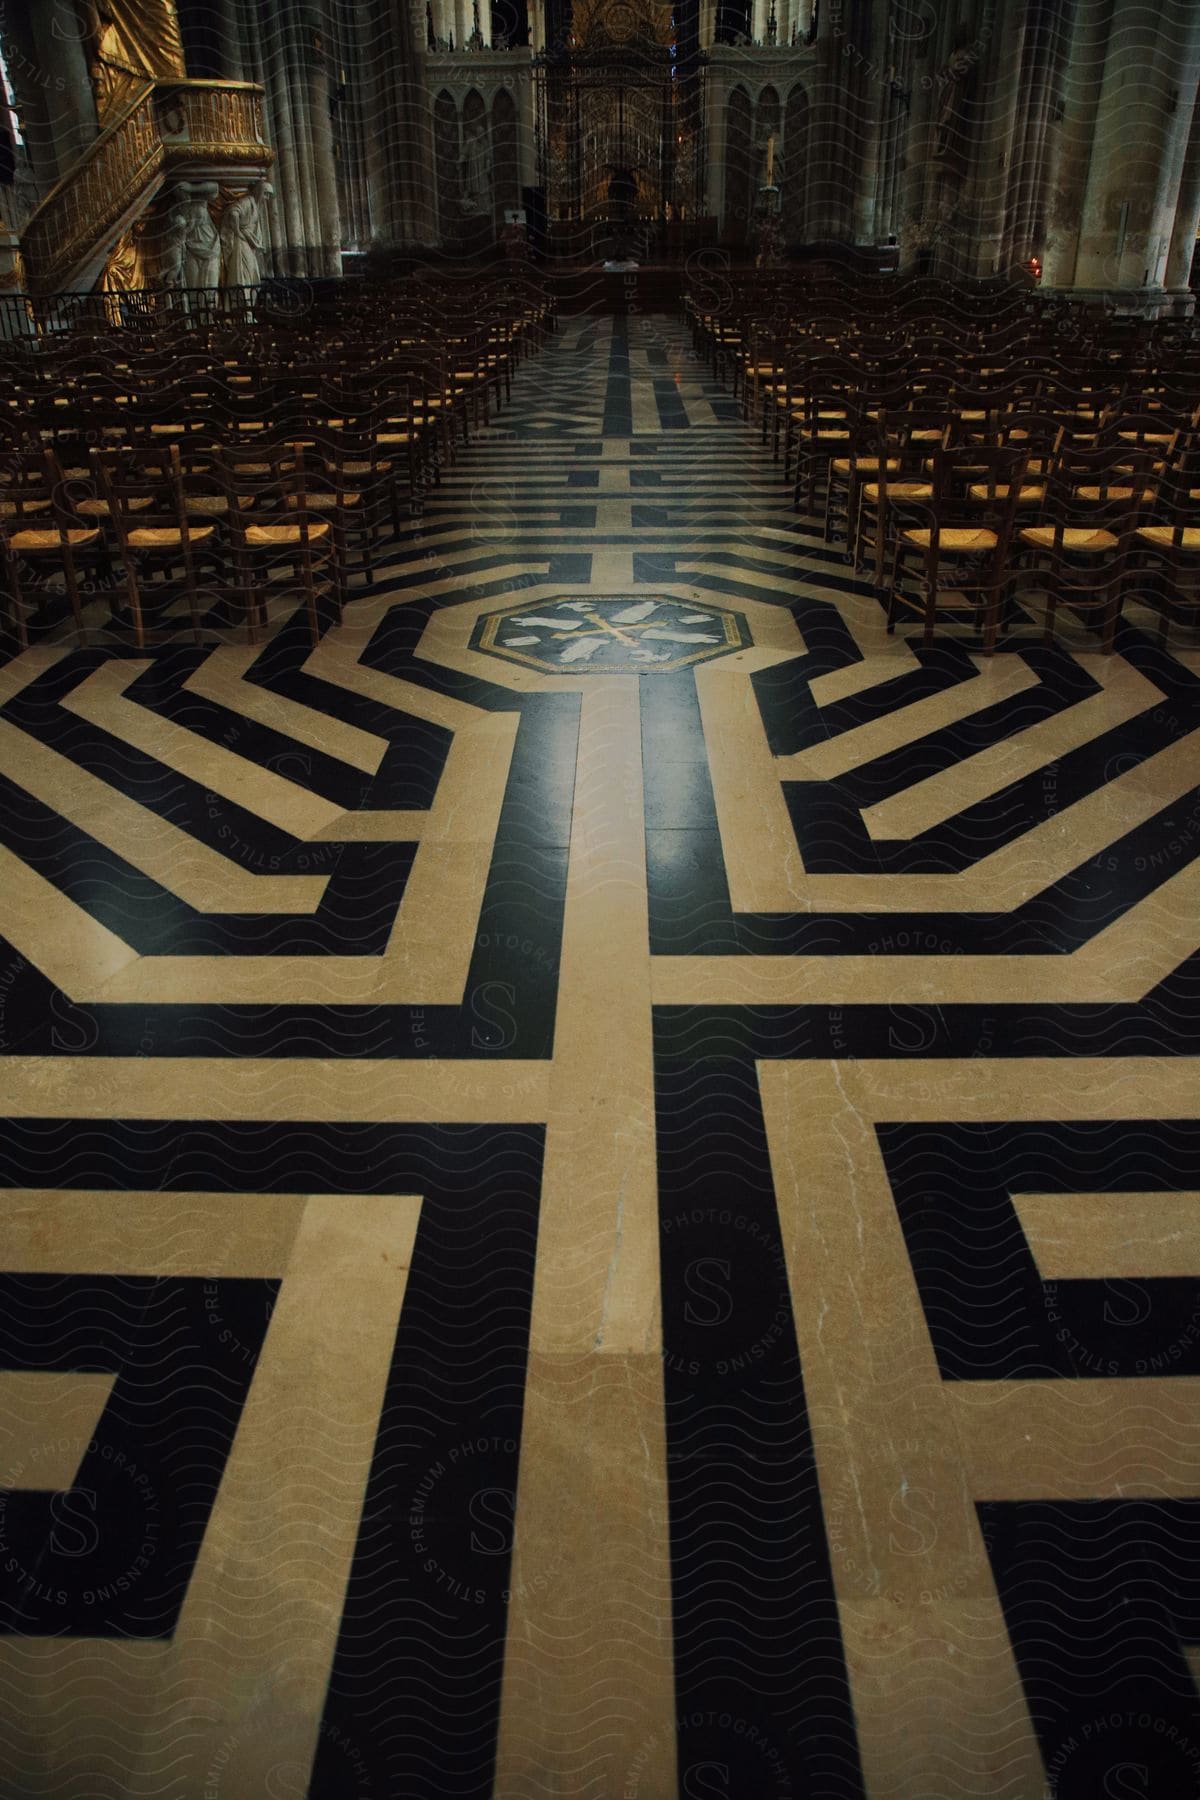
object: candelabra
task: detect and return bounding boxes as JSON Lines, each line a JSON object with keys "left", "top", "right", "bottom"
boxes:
{"left": 756, "top": 180, "right": 781, "bottom": 268}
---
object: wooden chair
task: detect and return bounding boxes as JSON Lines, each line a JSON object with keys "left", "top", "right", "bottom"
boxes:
{"left": 90, "top": 443, "right": 219, "bottom": 646}
{"left": 854, "top": 410, "right": 951, "bottom": 586}
{"left": 215, "top": 440, "right": 339, "bottom": 646}
{"left": 0, "top": 448, "right": 103, "bottom": 649}
{"left": 1127, "top": 455, "right": 1200, "bottom": 646}
{"left": 1011, "top": 446, "right": 1158, "bottom": 654}
{"left": 886, "top": 446, "right": 1031, "bottom": 653}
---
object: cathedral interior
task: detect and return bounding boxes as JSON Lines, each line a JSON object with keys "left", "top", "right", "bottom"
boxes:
{"left": 3, "top": 2, "right": 1200, "bottom": 1797}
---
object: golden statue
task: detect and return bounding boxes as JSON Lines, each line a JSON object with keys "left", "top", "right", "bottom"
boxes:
{"left": 101, "top": 221, "right": 150, "bottom": 294}
{"left": 81, "top": 0, "right": 186, "bottom": 125}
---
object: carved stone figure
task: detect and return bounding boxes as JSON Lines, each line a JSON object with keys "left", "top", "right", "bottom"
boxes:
{"left": 460, "top": 120, "right": 492, "bottom": 216}
{"left": 155, "top": 202, "right": 187, "bottom": 288}
{"left": 221, "top": 182, "right": 271, "bottom": 289}
{"left": 81, "top": 0, "right": 187, "bottom": 123}
{"left": 181, "top": 185, "right": 221, "bottom": 288}
{"left": 933, "top": 47, "right": 974, "bottom": 161}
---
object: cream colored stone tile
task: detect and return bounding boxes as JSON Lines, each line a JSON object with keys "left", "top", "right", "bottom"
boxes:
{"left": 778, "top": 653, "right": 1041, "bottom": 780}
{"left": 1013, "top": 1192, "right": 1200, "bottom": 1279}
{"left": 496, "top": 1353, "right": 675, "bottom": 1800}
{"left": 0, "top": 1189, "right": 306, "bottom": 1277}
{"left": 0, "top": 1640, "right": 169, "bottom": 1798}
{"left": 498, "top": 679, "right": 673, "bottom": 1794}
{"left": 761, "top": 1057, "right": 1045, "bottom": 1795}
{"left": 948, "top": 1381, "right": 1200, "bottom": 1498}
{"left": 184, "top": 641, "right": 388, "bottom": 775}
{"left": 837, "top": 1599, "right": 1044, "bottom": 1800}
{"left": 534, "top": 679, "right": 657, "bottom": 1355}
{"left": 305, "top": 620, "right": 484, "bottom": 731}
{"left": 0, "top": 1372, "right": 117, "bottom": 1488}
{"left": 0, "top": 1056, "right": 550, "bottom": 1122}
{"left": 760, "top": 1055, "right": 1200, "bottom": 1799}
{"left": 0, "top": 842, "right": 137, "bottom": 995}
{"left": 65, "top": 711, "right": 512, "bottom": 1007}
{"left": 310, "top": 807, "right": 429, "bottom": 840}
{"left": 0, "top": 718, "right": 327, "bottom": 915}
{"left": 0, "top": 646, "right": 66, "bottom": 709}
{"left": 708, "top": 703, "right": 1198, "bottom": 915}
{"left": 861, "top": 655, "right": 1161, "bottom": 839}
{"left": 698, "top": 662, "right": 809, "bottom": 906}
{"left": 119, "top": 1193, "right": 422, "bottom": 1796}
{"left": 62, "top": 661, "right": 345, "bottom": 839}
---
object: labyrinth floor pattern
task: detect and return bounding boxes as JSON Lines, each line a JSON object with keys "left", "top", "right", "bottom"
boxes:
{"left": 1, "top": 314, "right": 1200, "bottom": 1799}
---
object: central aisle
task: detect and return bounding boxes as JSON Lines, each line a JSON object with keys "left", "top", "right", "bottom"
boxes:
{"left": 4, "top": 312, "right": 1199, "bottom": 1798}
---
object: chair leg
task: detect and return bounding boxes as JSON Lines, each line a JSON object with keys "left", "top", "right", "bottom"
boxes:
{"left": 922, "top": 554, "right": 939, "bottom": 644}
{"left": 180, "top": 545, "right": 203, "bottom": 644}
{"left": 117, "top": 554, "right": 144, "bottom": 649}
{"left": 982, "top": 590, "right": 1000, "bottom": 656}
{"left": 60, "top": 547, "right": 90, "bottom": 650}
{"left": 299, "top": 550, "right": 321, "bottom": 647}
{"left": 1100, "top": 582, "right": 1122, "bottom": 655}
{"left": 4, "top": 570, "right": 29, "bottom": 651}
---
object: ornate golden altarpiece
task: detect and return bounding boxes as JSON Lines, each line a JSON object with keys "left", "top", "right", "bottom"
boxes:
{"left": 534, "top": 0, "right": 705, "bottom": 230}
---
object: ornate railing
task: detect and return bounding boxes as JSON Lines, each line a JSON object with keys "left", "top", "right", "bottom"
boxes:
{"left": 155, "top": 80, "right": 269, "bottom": 165}
{"left": 22, "top": 84, "right": 161, "bottom": 297}
{"left": 20, "top": 81, "right": 271, "bottom": 297}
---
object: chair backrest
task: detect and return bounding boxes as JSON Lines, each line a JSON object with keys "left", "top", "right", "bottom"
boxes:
{"left": 0, "top": 447, "right": 61, "bottom": 555}
{"left": 90, "top": 443, "right": 197, "bottom": 550}
{"left": 926, "top": 445, "right": 1031, "bottom": 541}
{"left": 216, "top": 441, "right": 322, "bottom": 553}
{"left": 1039, "top": 444, "right": 1158, "bottom": 538}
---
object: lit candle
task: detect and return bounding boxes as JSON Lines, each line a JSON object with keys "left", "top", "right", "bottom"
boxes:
{"left": 766, "top": 133, "right": 775, "bottom": 184}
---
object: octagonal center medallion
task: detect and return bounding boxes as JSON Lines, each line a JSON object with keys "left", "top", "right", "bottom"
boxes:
{"left": 473, "top": 595, "right": 750, "bottom": 674}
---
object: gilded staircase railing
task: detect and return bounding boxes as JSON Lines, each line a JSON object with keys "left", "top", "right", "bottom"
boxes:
{"left": 19, "top": 80, "right": 271, "bottom": 297}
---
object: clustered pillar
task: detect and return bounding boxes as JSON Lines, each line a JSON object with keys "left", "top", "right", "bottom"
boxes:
{"left": 1043, "top": 0, "right": 1200, "bottom": 307}
{"left": 208, "top": 0, "right": 438, "bottom": 266}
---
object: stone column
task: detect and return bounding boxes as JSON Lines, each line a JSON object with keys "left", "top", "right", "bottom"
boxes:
{"left": 300, "top": 0, "right": 343, "bottom": 272}
{"left": 516, "top": 67, "right": 537, "bottom": 191}
{"left": 1038, "top": 0, "right": 1107, "bottom": 286}
{"left": 850, "top": 0, "right": 892, "bottom": 244}
{"left": 706, "top": 70, "right": 728, "bottom": 227}
{"left": 808, "top": 0, "right": 850, "bottom": 238}
{"left": 966, "top": 0, "right": 1027, "bottom": 275}
{"left": 1165, "top": 81, "right": 1200, "bottom": 295}
{"left": 359, "top": 0, "right": 437, "bottom": 246}
{"left": 1049, "top": 0, "right": 1200, "bottom": 303}
{"left": 24, "top": 1, "right": 99, "bottom": 176}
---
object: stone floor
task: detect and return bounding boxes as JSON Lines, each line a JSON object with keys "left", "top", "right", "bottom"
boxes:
{"left": 1, "top": 313, "right": 1200, "bottom": 1798}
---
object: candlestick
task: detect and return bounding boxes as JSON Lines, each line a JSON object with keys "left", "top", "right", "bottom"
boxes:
{"left": 766, "top": 133, "right": 775, "bottom": 184}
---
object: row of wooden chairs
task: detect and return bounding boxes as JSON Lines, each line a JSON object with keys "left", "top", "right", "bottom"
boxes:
{"left": 1, "top": 444, "right": 346, "bottom": 651}
{"left": 688, "top": 276, "right": 1200, "bottom": 653}
{"left": 0, "top": 282, "right": 557, "bottom": 651}
{"left": 822, "top": 416, "right": 1200, "bottom": 653}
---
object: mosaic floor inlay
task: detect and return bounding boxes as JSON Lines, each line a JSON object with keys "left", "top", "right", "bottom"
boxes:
{"left": 473, "top": 593, "right": 751, "bottom": 672}
{"left": 2, "top": 313, "right": 1200, "bottom": 1799}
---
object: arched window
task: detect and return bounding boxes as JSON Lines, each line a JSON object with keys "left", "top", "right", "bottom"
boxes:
{"left": 756, "top": 84, "right": 780, "bottom": 148}
{"left": 782, "top": 81, "right": 809, "bottom": 245}
{"left": 492, "top": 89, "right": 519, "bottom": 221}
{"left": 724, "top": 85, "right": 753, "bottom": 247}
{"left": 434, "top": 89, "right": 460, "bottom": 239}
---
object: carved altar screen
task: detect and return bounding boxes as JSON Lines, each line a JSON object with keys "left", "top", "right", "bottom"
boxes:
{"left": 533, "top": 0, "right": 705, "bottom": 230}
